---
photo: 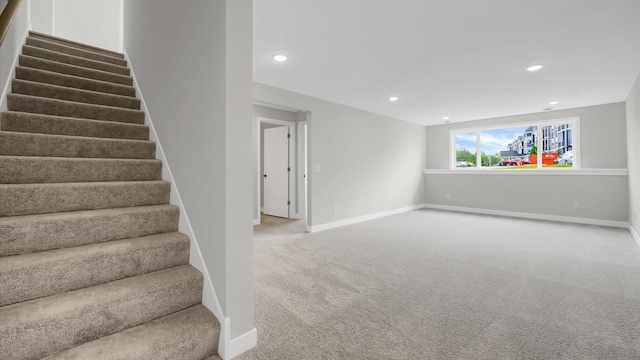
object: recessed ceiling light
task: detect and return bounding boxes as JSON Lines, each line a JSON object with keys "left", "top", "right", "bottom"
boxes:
{"left": 389, "top": 97, "right": 398, "bottom": 102}
{"left": 443, "top": 116, "right": 450, "bottom": 120}
{"left": 549, "top": 101, "right": 559, "bottom": 105}
{"left": 273, "top": 54, "right": 287, "bottom": 62}
{"left": 526, "top": 64, "right": 543, "bottom": 72}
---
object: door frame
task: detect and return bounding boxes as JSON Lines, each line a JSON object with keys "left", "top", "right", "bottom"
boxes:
{"left": 297, "top": 120, "right": 307, "bottom": 221}
{"left": 256, "top": 117, "right": 296, "bottom": 225}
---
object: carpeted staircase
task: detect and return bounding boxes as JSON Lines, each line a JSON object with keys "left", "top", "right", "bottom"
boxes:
{"left": 0, "top": 32, "right": 221, "bottom": 360}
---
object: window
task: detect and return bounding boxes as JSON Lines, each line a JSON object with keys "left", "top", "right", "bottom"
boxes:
{"left": 450, "top": 117, "right": 578, "bottom": 170}
{"left": 454, "top": 132, "right": 477, "bottom": 167}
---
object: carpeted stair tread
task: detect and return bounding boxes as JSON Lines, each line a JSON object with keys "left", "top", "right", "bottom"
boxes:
{"left": 19, "top": 55, "right": 133, "bottom": 86}
{"left": 12, "top": 79, "right": 141, "bottom": 109}
{"left": 0, "top": 232, "right": 191, "bottom": 306}
{"left": 16, "top": 67, "right": 135, "bottom": 97}
{"left": 42, "top": 305, "right": 219, "bottom": 360}
{"left": 26, "top": 37, "right": 128, "bottom": 67}
{"left": 0, "top": 265, "right": 203, "bottom": 360}
{"left": 0, "top": 156, "right": 162, "bottom": 184}
{"left": 22, "top": 45, "right": 130, "bottom": 76}
{"left": 0, "top": 112, "right": 149, "bottom": 140}
{"left": 0, "top": 180, "right": 171, "bottom": 216}
{"left": 7, "top": 94, "right": 144, "bottom": 123}
{"left": 0, "top": 205, "right": 179, "bottom": 256}
{"left": 29, "top": 31, "right": 125, "bottom": 59}
{"left": 0, "top": 131, "right": 155, "bottom": 159}
{"left": 0, "top": 32, "right": 221, "bottom": 359}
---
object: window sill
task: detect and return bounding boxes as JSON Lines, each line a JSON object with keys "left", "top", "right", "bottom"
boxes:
{"left": 424, "top": 168, "right": 628, "bottom": 176}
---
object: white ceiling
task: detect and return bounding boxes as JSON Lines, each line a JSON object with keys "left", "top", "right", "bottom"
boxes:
{"left": 253, "top": 0, "right": 640, "bottom": 126}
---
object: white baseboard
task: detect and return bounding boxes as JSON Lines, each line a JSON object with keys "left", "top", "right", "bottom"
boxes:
{"left": 124, "top": 49, "right": 227, "bottom": 353}
{"left": 307, "top": 204, "right": 425, "bottom": 233}
{"left": 629, "top": 224, "right": 640, "bottom": 248}
{"left": 253, "top": 218, "right": 260, "bottom": 225}
{"left": 422, "top": 204, "right": 629, "bottom": 228}
{"left": 219, "top": 322, "right": 257, "bottom": 359}
{"left": 226, "top": 328, "right": 258, "bottom": 359}
{"left": 0, "top": 20, "right": 30, "bottom": 111}
{"left": 218, "top": 318, "right": 230, "bottom": 359}
{"left": 0, "top": 52, "right": 18, "bottom": 110}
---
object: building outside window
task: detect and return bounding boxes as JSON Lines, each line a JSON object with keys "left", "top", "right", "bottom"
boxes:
{"left": 451, "top": 117, "right": 578, "bottom": 169}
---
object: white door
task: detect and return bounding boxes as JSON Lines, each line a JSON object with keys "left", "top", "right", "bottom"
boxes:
{"left": 263, "top": 126, "right": 290, "bottom": 218}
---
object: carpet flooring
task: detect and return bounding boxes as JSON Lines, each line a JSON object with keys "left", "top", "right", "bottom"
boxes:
{"left": 238, "top": 210, "right": 640, "bottom": 360}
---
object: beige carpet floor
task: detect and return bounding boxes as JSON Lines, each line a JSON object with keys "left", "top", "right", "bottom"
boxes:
{"left": 238, "top": 210, "right": 640, "bottom": 360}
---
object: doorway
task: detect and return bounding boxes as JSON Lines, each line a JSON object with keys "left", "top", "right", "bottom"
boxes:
{"left": 255, "top": 112, "right": 308, "bottom": 228}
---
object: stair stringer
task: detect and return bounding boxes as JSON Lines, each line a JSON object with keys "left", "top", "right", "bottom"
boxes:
{"left": 124, "top": 50, "right": 229, "bottom": 357}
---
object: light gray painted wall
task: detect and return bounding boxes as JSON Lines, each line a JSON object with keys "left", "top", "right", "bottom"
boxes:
{"left": 124, "top": 0, "right": 254, "bottom": 339}
{"left": 224, "top": 0, "right": 254, "bottom": 339}
{"left": 0, "top": 0, "right": 28, "bottom": 110}
{"left": 425, "top": 103, "right": 629, "bottom": 222}
{"left": 425, "top": 175, "right": 628, "bottom": 221}
{"left": 626, "top": 74, "right": 640, "bottom": 233}
{"left": 29, "top": 0, "right": 53, "bottom": 34}
{"left": 53, "top": 0, "right": 122, "bottom": 52}
{"left": 254, "top": 83, "right": 427, "bottom": 226}
{"left": 254, "top": 104, "right": 297, "bottom": 122}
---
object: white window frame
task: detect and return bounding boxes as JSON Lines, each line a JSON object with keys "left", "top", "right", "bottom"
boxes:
{"left": 449, "top": 117, "right": 580, "bottom": 170}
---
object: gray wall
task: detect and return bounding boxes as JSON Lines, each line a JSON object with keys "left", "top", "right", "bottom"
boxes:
{"left": 29, "top": 0, "right": 54, "bottom": 34}
{"left": 124, "top": 0, "right": 254, "bottom": 339}
{"left": 254, "top": 104, "right": 297, "bottom": 122}
{"left": 30, "top": 0, "right": 122, "bottom": 52}
{"left": 254, "top": 83, "right": 426, "bottom": 227}
{"left": 425, "top": 103, "right": 629, "bottom": 222}
{"left": 425, "top": 174, "right": 628, "bottom": 222}
{"left": 627, "top": 74, "right": 640, "bottom": 233}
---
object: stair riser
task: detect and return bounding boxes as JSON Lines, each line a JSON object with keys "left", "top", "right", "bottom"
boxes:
{"left": 7, "top": 94, "right": 145, "bottom": 124}
{"left": 16, "top": 67, "right": 136, "bottom": 97}
{"left": 0, "top": 132, "right": 155, "bottom": 159}
{"left": 0, "top": 181, "right": 170, "bottom": 216}
{"left": 26, "top": 37, "right": 128, "bottom": 67}
{"left": 42, "top": 305, "right": 219, "bottom": 360}
{"left": 0, "top": 112, "right": 149, "bottom": 140}
{"left": 0, "top": 32, "right": 218, "bottom": 360}
{"left": 0, "top": 266, "right": 202, "bottom": 360}
{"left": 19, "top": 55, "right": 133, "bottom": 86}
{"left": 29, "top": 32, "right": 125, "bottom": 59}
{"left": 12, "top": 80, "right": 141, "bottom": 110}
{"left": 0, "top": 157, "right": 162, "bottom": 184}
{"left": 0, "top": 233, "right": 190, "bottom": 306}
{"left": 0, "top": 205, "right": 179, "bottom": 256}
{"left": 22, "top": 45, "right": 130, "bottom": 76}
